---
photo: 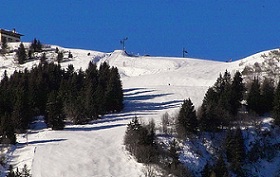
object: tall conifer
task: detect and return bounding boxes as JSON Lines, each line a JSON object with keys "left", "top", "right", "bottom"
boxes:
{"left": 17, "top": 43, "right": 26, "bottom": 64}
{"left": 247, "top": 78, "right": 262, "bottom": 115}
{"left": 229, "top": 71, "right": 245, "bottom": 116}
{"left": 261, "top": 78, "right": 274, "bottom": 114}
{"left": 177, "top": 98, "right": 197, "bottom": 134}
{"left": 273, "top": 81, "right": 280, "bottom": 125}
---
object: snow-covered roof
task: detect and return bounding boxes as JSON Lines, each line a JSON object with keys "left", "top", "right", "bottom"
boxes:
{"left": 0, "top": 28, "right": 24, "bottom": 38}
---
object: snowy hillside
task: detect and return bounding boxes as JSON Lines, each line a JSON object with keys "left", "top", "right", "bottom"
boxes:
{"left": 1, "top": 43, "right": 280, "bottom": 176}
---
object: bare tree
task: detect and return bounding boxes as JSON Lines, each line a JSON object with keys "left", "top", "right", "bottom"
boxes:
{"left": 161, "top": 112, "right": 169, "bottom": 134}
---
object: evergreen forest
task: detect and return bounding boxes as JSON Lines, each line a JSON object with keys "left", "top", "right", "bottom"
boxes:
{"left": 0, "top": 61, "right": 123, "bottom": 145}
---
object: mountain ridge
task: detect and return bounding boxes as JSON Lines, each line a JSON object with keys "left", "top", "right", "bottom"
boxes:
{"left": 1, "top": 42, "right": 280, "bottom": 177}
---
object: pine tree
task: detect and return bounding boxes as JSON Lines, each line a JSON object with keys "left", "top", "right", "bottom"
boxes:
{"left": 247, "top": 78, "right": 262, "bottom": 115}
{"left": 40, "top": 52, "right": 47, "bottom": 63}
{"left": 42, "top": 63, "right": 62, "bottom": 92}
{"left": 229, "top": 71, "right": 245, "bottom": 116}
{"left": 96, "top": 62, "right": 110, "bottom": 114}
{"left": 63, "top": 70, "right": 85, "bottom": 124}
{"left": 37, "top": 40, "right": 42, "bottom": 52}
{"left": 225, "top": 129, "right": 234, "bottom": 162}
{"left": 30, "top": 66, "right": 48, "bottom": 115}
{"left": 17, "top": 43, "right": 26, "bottom": 64}
{"left": 5, "top": 115, "right": 16, "bottom": 145}
{"left": 30, "top": 38, "right": 37, "bottom": 51}
{"left": 161, "top": 112, "right": 169, "bottom": 134}
{"left": 11, "top": 83, "right": 30, "bottom": 132}
{"left": 217, "top": 70, "right": 232, "bottom": 114}
{"left": 213, "top": 73, "right": 225, "bottom": 95}
{"left": 57, "top": 52, "right": 63, "bottom": 63}
{"left": 33, "top": 66, "right": 48, "bottom": 115}
{"left": 46, "top": 91, "right": 65, "bottom": 130}
{"left": 0, "top": 113, "right": 16, "bottom": 144}
{"left": 199, "top": 88, "right": 220, "bottom": 131}
{"left": 83, "top": 62, "right": 99, "bottom": 119}
{"left": 124, "top": 117, "right": 157, "bottom": 163}
{"left": 68, "top": 51, "right": 73, "bottom": 58}
{"left": 201, "top": 162, "right": 211, "bottom": 177}
{"left": 273, "top": 81, "right": 280, "bottom": 125}
{"left": 30, "top": 38, "right": 42, "bottom": 52}
{"left": 21, "top": 164, "right": 31, "bottom": 177}
{"left": 146, "top": 119, "right": 155, "bottom": 145}
{"left": 169, "top": 139, "right": 180, "bottom": 170}
{"left": 124, "top": 116, "right": 141, "bottom": 154}
{"left": 104, "top": 67, "right": 123, "bottom": 113}
{"left": 95, "top": 84, "right": 106, "bottom": 115}
{"left": 213, "top": 155, "right": 228, "bottom": 177}
{"left": 199, "top": 71, "right": 235, "bottom": 131}
{"left": 177, "top": 98, "right": 198, "bottom": 135}
{"left": 225, "top": 128, "right": 245, "bottom": 174}
{"left": 28, "top": 49, "right": 33, "bottom": 59}
{"left": 84, "top": 82, "right": 98, "bottom": 120}
{"left": 261, "top": 78, "right": 274, "bottom": 114}
{"left": 15, "top": 167, "right": 21, "bottom": 177}
{"left": 7, "top": 165, "right": 15, "bottom": 177}
{"left": 1, "top": 70, "right": 9, "bottom": 87}
{"left": 0, "top": 70, "right": 13, "bottom": 115}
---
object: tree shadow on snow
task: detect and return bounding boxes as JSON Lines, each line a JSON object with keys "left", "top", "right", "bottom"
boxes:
{"left": 124, "top": 88, "right": 157, "bottom": 97}
{"left": 89, "top": 88, "right": 182, "bottom": 125}
{"left": 64, "top": 123, "right": 126, "bottom": 132}
{"left": 124, "top": 95, "right": 182, "bottom": 112}
{"left": 123, "top": 88, "right": 146, "bottom": 93}
{"left": 126, "top": 100, "right": 182, "bottom": 112}
{"left": 17, "top": 138, "right": 67, "bottom": 147}
{"left": 124, "top": 88, "right": 182, "bottom": 111}
{"left": 94, "top": 112, "right": 151, "bottom": 124}
{"left": 125, "top": 93, "right": 172, "bottom": 101}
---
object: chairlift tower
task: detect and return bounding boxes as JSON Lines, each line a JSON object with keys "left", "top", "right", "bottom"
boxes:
{"left": 120, "top": 37, "right": 128, "bottom": 51}
{"left": 183, "top": 48, "right": 188, "bottom": 58}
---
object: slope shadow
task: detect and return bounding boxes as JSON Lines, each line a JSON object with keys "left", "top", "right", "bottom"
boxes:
{"left": 17, "top": 138, "right": 67, "bottom": 147}
{"left": 123, "top": 88, "right": 182, "bottom": 112}
{"left": 88, "top": 88, "right": 182, "bottom": 125}
{"left": 64, "top": 123, "right": 126, "bottom": 132}
{"left": 124, "top": 89, "right": 156, "bottom": 97}
{"left": 125, "top": 93, "right": 172, "bottom": 101}
{"left": 93, "top": 112, "right": 150, "bottom": 124}
{"left": 123, "top": 88, "right": 146, "bottom": 93}
{"left": 124, "top": 100, "right": 182, "bottom": 112}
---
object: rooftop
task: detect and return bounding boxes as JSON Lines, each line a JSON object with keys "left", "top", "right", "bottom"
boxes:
{"left": 0, "top": 29, "right": 24, "bottom": 37}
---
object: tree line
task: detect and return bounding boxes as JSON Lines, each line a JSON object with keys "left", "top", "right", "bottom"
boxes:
{"left": 178, "top": 70, "right": 280, "bottom": 134}
{"left": 15, "top": 38, "right": 67, "bottom": 64}
{"left": 0, "top": 61, "right": 123, "bottom": 144}
{"left": 125, "top": 70, "right": 280, "bottom": 176}
{"left": 174, "top": 70, "right": 280, "bottom": 176}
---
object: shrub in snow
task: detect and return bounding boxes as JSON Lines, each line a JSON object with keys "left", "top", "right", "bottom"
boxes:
{"left": 124, "top": 117, "right": 157, "bottom": 163}
{"left": 176, "top": 98, "right": 198, "bottom": 138}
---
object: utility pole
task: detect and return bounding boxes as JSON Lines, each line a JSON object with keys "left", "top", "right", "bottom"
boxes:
{"left": 183, "top": 48, "right": 188, "bottom": 58}
{"left": 120, "top": 37, "right": 128, "bottom": 51}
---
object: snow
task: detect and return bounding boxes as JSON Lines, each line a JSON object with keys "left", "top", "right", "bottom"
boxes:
{"left": 1, "top": 43, "right": 279, "bottom": 176}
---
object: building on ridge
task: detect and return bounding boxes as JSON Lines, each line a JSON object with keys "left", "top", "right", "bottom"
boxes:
{"left": 0, "top": 28, "right": 24, "bottom": 43}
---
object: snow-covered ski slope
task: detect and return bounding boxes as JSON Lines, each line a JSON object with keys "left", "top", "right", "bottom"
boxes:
{"left": 1, "top": 43, "right": 278, "bottom": 177}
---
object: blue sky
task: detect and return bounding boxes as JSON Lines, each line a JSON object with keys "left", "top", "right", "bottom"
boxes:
{"left": 2, "top": 1, "right": 280, "bottom": 61}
